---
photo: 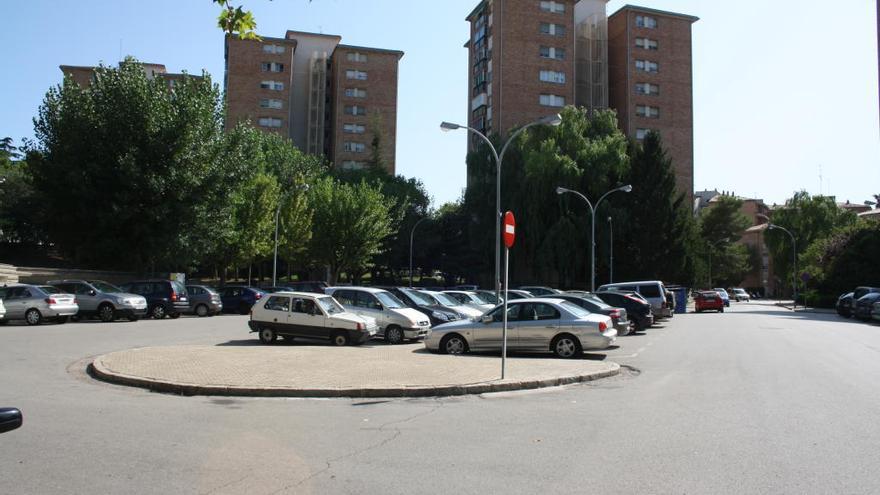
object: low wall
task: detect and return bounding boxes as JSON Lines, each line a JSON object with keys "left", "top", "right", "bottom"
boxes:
{"left": 13, "top": 266, "right": 137, "bottom": 284}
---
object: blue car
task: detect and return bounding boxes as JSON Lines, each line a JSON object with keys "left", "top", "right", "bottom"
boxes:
{"left": 713, "top": 288, "right": 731, "bottom": 307}
{"left": 218, "top": 286, "right": 265, "bottom": 315}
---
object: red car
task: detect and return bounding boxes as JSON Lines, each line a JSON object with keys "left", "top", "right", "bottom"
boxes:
{"left": 694, "top": 291, "right": 724, "bottom": 313}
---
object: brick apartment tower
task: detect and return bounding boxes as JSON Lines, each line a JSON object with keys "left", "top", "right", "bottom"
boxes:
{"left": 224, "top": 31, "right": 403, "bottom": 173}
{"left": 608, "top": 5, "right": 698, "bottom": 199}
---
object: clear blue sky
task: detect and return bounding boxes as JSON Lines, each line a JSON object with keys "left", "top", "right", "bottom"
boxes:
{"left": 2, "top": 0, "right": 878, "bottom": 208}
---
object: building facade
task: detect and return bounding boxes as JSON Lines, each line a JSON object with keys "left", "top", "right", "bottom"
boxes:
{"left": 224, "top": 31, "right": 403, "bottom": 173}
{"left": 60, "top": 61, "right": 196, "bottom": 87}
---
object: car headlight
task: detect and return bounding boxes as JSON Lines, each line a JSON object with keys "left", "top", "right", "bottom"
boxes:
{"left": 432, "top": 311, "right": 449, "bottom": 322}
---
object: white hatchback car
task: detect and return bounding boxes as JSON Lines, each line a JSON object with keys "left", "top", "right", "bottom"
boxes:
{"left": 325, "top": 287, "right": 431, "bottom": 344}
{"left": 248, "top": 292, "right": 377, "bottom": 346}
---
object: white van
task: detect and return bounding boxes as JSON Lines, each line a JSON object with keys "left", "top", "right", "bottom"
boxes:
{"left": 325, "top": 287, "right": 431, "bottom": 344}
{"left": 597, "top": 280, "right": 672, "bottom": 318}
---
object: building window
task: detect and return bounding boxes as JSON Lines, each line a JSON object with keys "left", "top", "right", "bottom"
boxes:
{"left": 259, "top": 98, "right": 283, "bottom": 109}
{"left": 345, "top": 88, "right": 367, "bottom": 98}
{"left": 343, "top": 123, "right": 366, "bottom": 134}
{"left": 539, "top": 23, "right": 566, "bottom": 36}
{"left": 636, "top": 128, "right": 657, "bottom": 140}
{"left": 636, "top": 15, "right": 658, "bottom": 28}
{"left": 262, "top": 44, "right": 285, "bottom": 54}
{"left": 261, "top": 62, "right": 284, "bottom": 72}
{"left": 635, "top": 38, "right": 659, "bottom": 50}
{"left": 346, "top": 52, "right": 368, "bottom": 63}
{"left": 539, "top": 94, "right": 565, "bottom": 107}
{"left": 343, "top": 141, "right": 366, "bottom": 153}
{"left": 258, "top": 117, "right": 282, "bottom": 128}
{"left": 539, "top": 1, "right": 565, "bottom": 13}
{"left": 539, "top": 70, "right": 566, "bottom": 84}
{"left": 540, "top": 46, "right": 565, "bottom": 60}
{"left": 346, "top": 70, "right": 368, "bottom": 80}
{"left": 344, "top": 105, "right": 367, "bottom": 116}
{"left": 636, "top": 105, "right": 660, "bottom": 118}
{"left": 341, "top": 160, "right": 367, "bottom": 170}
{"left": 635, "top": 60, "right": 659, "bottom": 73}
{"left": 635, "top": 82, "right": 660, "bottom": 96}
{"left": 259, "top": 80, "right": 284, "bottom": 91}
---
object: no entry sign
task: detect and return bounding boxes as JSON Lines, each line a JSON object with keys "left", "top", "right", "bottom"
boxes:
{"left": 503, "top": 211, "right": 516, "bottom": 248}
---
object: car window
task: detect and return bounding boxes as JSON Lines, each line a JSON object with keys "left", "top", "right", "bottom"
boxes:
{"left": 560, "top": 301, "right": 592, "bottom": 318}
{"left": 375, "top": 291, "right": 405, "bottom": 309}
{"left": 334, "top": 290, "right": 355, "bottom": 306}
{"left": 488, "top": 303, "right": 521, "bottom": 322}
{"left": 415, "top": 291, "right": 440, "bottom": 305}
{"left": 639, "top": 284, "right": 662, "bottom": 298}
{"left": 187, "top": 286, "right": 203, "bottom": 296}
{"left": 38, "top": 286, "right": 59, "bottom": 295}
{"left": 265, "top": 296, "right": 290, "bottom": 312}
{"left": 73, "top": 283, "right": 93, "bottom": 295}
{"left": 91, "top": 281, "right": 122, "bottom": 293}
{"left": 447, "top": 293, "right": 467, "bottom": 304}
{"left": 354, "top": 291, "right": 381, "bottom": 310}
{"left": 519, "top": 303, "right": 561, "bottom": 321}
{"left": 317, "top": 297, "right": 344, "bottom": 315}
{"left": 402, "top": 289, "right": 433, "bottom": 306}
{"left": 432, "top": 292, "right": 460, "bottom": 307}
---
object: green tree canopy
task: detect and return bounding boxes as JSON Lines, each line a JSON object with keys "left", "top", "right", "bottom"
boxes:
{"left": 698, "top": 195, "right": 751, "bottom": 287}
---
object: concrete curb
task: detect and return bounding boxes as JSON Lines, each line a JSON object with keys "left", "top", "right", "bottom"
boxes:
{"left": 87, "top": 357, "right": 620, "bottom": 399}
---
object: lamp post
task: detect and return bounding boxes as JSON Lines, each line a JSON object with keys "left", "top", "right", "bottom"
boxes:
{"left": 409, "top": 216, "right": 429, "bottom": 288}
{"left": 441, "top": 114, "right": 562, "bottom": 299}
{"left": 757, "top": 214, "right": 797, "bottom": 308}
{"left": 556, "top": 184, "right": 633, "bottom": 292}
{"left": 273, "top": 183, "right": 310, "bottom": 287}
{"left": 607, "top": 216, "right": 613, "bottom": 284}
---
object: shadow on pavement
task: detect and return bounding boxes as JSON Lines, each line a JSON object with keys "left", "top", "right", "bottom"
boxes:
{"left": 411, "top": 347, "right": 608, "bottom": 361}
{"left": 216, "top": 338, "right": 390, "bottom": 348}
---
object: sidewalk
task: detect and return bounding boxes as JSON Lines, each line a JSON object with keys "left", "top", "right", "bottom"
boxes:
{"left": 90, "top": 344, "right": 620, "bottom": 398}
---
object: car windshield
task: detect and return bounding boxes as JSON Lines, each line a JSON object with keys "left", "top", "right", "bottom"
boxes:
{"left": 478, "top": 292, "right": 500, "bottom": 304}
{"left": 560, "top": 301, "right": 591, "bottom": 318}
{"left": 376, "top": 292, "right": 406, "bottom": 309}
{"left": 317, "top": 297, "right": 344, "bottom": 314}
{"left": 470, "top": 292, "right": 492, "bottom": 304}
{"left": 38, "top": 286, "right": 61, "bottom": 295}
{"left": 431, "top": 292, "right": 460, "bottom": 307}
{"left": 90, "top": 280, "right": 123, "bottom": 293}
{"left": 402, "top": 288, "right": 434, "bottom": 306}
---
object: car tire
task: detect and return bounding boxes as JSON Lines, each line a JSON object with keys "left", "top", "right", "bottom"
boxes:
{"left": 25, "top": 309, "right": 42, "bottom": 326}
{"left": 169, "top": 312, "right": 181, "bottom": 319}
{"left": 331, "top": 332, "right": 350, "bottom": 346}
{"left": 98, "top": 303, "right": 116, "bottom": 322}
{"left": 259, "top": 327, "right": 276, "bottom": 344}
{"left": 195, "top": 304, "right": 209, "bottom": 317}
{"left": 551, "top": 334, "right": 582, "bottom": 359}
{"left": 719, "top": 308, "right": 724, "bottom": 313}
{"left": 439, "top": 334, "right": 468, "bottom": 355}
{"left": 55, "top": 316, "right": 69, "bottom": 324}
{"left": 385, "top": 325, "right": 404, "bottom": 345}
{"left": 150, "top": 305, "right": 166, "bottom": 319}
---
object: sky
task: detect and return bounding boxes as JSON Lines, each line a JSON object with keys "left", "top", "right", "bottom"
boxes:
{"left": 2, "top": 0, "right": 878, "bottom": 209}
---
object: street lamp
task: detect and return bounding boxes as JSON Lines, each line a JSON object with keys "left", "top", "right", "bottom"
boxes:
{"left": 607, "top": 216, "right": 614, "bottom": 284}
{"left": 409, "top": 216, "right": 429, "bottom": 288}
{"left": 556, "top": 184, "right": 633, "bottom": 292}
{"left": 441, "top": 114, "right": 562, "bottom": 299}
{"left": 757, "top": 213, "right": 797, "bottom": 308}
{"left": 273, "top": 183, "right": 310, "bottom": 287}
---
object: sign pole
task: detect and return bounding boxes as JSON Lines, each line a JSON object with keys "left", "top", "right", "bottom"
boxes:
{"left": 502, "top": 246, "right": 509, "bottom": 379}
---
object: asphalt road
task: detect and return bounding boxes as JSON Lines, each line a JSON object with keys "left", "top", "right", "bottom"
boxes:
{"left": 2, "top": 303, "right": 880, "bottom": 494}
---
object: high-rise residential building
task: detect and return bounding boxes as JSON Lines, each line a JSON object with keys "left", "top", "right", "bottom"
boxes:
{"left": 464, "top": 1, "right": 696, "bottom": 198}
{"left": 608, "top": 5, "right": 698, "bottom": 199}
{"left": 225, "top": 31, "right": 403, "bottom": 173}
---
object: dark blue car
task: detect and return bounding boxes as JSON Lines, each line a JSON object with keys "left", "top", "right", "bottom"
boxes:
{"left": 218, "top": 286, "right": 265, "bottom": 315}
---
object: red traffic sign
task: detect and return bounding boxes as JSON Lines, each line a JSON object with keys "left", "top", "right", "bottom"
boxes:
{"left": 503, "top": 211, "right": 516, "bottom": 248}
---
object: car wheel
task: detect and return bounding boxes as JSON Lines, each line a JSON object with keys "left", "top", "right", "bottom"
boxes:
{"left": 98, "top": 303, "right": 116, "bottom": 322}
{"left": 55, "top": 316, "right": 69, "bottom": 324}
{"left": 331, "top": 332, "right": 350, "bottom": 346}
{"left": 259, "top": 327, "right": 276, "bottom": 345}
{"left": 385, "top": 326, "right": 404, "bottom": 345}
{"left": 195, "top": 304, "right": 209, "bottom": 317}
{"left": 169, "top": 312, "right": 181, "bottom": 319}
{"left": 439, "top": 334, "right": 468, "bottom": 355}
{"left": 150, "top": 305, "right": 166, "bottom": 319}
{"left": 551, "top": 334, "right": 582, "bottom": 359}
{"left": 25, "top": 309, "right": 42, "bottom": 326}
{"left": 719, "top": 308, "right": 724, "bottom": 313}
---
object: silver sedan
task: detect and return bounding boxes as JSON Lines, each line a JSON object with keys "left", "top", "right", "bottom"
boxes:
{"left": 0, "top": 284, "right": 79, "bottom": 325}
{"left": 424, "top": 298, "right": 616, "bottom": 359}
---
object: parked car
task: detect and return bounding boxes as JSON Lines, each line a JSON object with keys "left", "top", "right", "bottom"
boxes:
{"left": 854, "top": 292, "right": 880, "bottom": 321}
{"left": 872, "top": 301, "right": 880, "bottom": 323}
{"left": 664, "top": 289, "right": 676, "bottom": 316}
{"left": 694, "top": 291, "right": 724, "bottom": 313}
{"left": 0, "top": 408, "right": 22, "bottom": 434}
{"left": 713, "top": 288, "right": 731, "bottom": 307}
{"left": 49, "top": 279, "right": 147, "bottom": 322}
{"left": 731, "top": 288, "right": 751, "bottom": 302}
{"left": 474, "top": 290, "right": 501, "bottom": 305}
{"left": 837, "top": 292, "right": 855, "bottom": 318}
{"left": 597, "top": 281, "right": 672, "bottom": 318}
{"left": 217, "top": 286, "right": 265, "bottom": 315}
{"left": 424, "top": 298, "right": 616, "bottom": 358}
{"left": 248, "top": 291, "right": 377, "bottom": 346}
{"left": 593, "top": 290, "right": 654, "bottom": 332}
{"left": 0, "top": 284, "right": 78, "bottom": 325}
{"left": 443, "top": 290, "right": 495, "bottom": 312}
{"left": 120, "top": 280, "right": 189, "bottom": 319}
{"left": 185, "top": 285, "right": 223, "bottom": 317}
{"left": 518, "top": 286, "right": 561, "bottom": 296}
{"left": 325, "top": 287, "right": 431, "bottom": 344}
{"left": 286, "top": 281, "right": 329, "bottom": 294}
{"left": 551, "top": 293, "right": 632, "bottom": 336}
{"left": 504, "top": 289, "right": 534, "bottom": 301}
{"left": 419, "top": 290, "right": 485, "bottom": 319}
{"left": 0, "top": 299, "right": 5, "bottom": 322}
{"left": 377, "top": 287, "right": 463, "bottom": 326}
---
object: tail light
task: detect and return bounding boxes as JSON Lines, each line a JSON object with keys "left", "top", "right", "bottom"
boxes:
{"left": 73, "top": 298, "right": 78, "bottom": 305}
{"left": 170, "top": 292, "right": 178, "bottom": 302}
{"left": 599, "top": 321, "right": 607, "bottom": 332}
{"left": 356, "top": 322, "right": 364, "bottom": 331}
{"left": 609, "top": 309, "right": 621, "bottom": 318}
{"left": 255, "top": 292, "right": 263, "bottom": 300}
{"left": 45, "top": 298, "right": 57, "bottom": 305}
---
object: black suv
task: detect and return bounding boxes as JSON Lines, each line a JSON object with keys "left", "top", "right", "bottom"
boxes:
{"left": 120, "top": 280, "right": 189, "bottom": 319}
{"left": 595, "top": 290, "right": 654, "bottom": 331}
{"left": 218, "top": 286, "right": 265, "bottom": 315}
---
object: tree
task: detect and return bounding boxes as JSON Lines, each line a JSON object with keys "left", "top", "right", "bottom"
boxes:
{"left": 213, "top": 0, "right": 311, "bottom": 39}
{"left": 698, "top": 195, "right": 751, "bottom": 287}
{"left": 0, "top": 137, "right": 20, "bottom": 161}
{"left": 802, "top": 219, "right": 880, "bottom": 304}
{"left": 308, "top": 178, "right": 395, "bottom": 284}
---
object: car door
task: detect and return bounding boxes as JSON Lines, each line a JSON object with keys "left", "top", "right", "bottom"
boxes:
{"left": 474, "top": 303, "right": 520, "bottom": 350}
{"left": 1, "top": 288, "right": 27, "bottom": 319}
{"left": 289, "top": 297, "right": 326, "bottom": 339}
{"left": 353, "top": 291, "right": 386, "bottom": 329}
{"left": 73, "top": 282, "right": 99, "bottom": 312}
{"left": 515, "top": 302, "right": 561, "bottom": 350}
{"left": 261, "top": 295, "right": 291, "bottom": 332}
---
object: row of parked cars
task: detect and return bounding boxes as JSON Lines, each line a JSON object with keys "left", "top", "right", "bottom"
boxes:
{"left": 245, "top": 280, "right": 678, "bottom": 359}
{"left": 836, "top": 287, "right": 880, "bottom": 322}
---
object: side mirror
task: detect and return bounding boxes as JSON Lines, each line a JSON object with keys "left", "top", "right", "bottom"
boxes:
{"left": 89, "top": 289, "right": 97, "bottom": 296}
{"left": 0, "top": 408, "right": 22, "bottom": 434}
{"left": 481, "top": 315, "right": 493, "bottom": 324}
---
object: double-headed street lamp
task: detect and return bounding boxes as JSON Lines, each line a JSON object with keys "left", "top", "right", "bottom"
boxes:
{"left": 556, "top": 184, "right": 633, "bottom": 292}
{"left": 273, "top": 183, "right": 310, "bottom": 287}
{"left": 409, "top": 216, "right": 430, "bottom": 288}
{"left": 757, "top": 213, "right": 798, "bottom": 308}
{"left": 441, "top": 114, "right": 562, "bottom": 299}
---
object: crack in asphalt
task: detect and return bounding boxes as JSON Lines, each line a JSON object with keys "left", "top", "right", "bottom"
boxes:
{"left": 270, "top": 401, "right": 444, "bottom": 493}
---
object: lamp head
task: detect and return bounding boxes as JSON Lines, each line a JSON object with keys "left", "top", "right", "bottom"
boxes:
{"left": 440, "top": 122, "right": 461, "bottom": 132}
{"left": 620, "top": 184, "right": 633, "bottom": 193}
{"left": 541, "top": 114, "right": 563, "bottom": 126}
{"left": 556, "top": 187, "right": 568, "bottom": 195}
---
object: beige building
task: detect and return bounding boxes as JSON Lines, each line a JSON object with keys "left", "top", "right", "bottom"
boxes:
{"left": 60, "top": 61, "right": 196, "bottom": 87}
{"left": 224, "top": 31, "right": 403, "bottom": 173}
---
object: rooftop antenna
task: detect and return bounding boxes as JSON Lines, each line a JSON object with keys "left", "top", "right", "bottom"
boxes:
{"left": 818, "top": 164, "right": 823, "bottom": 196}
